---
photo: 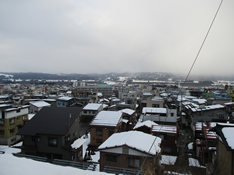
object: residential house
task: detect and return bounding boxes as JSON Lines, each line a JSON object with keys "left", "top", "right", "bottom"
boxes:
{"left": 90, "top": 111, "right": 122, "bottom": 147}
{"left": 193, "top": 122, "right": 217, "bottom": 164}
{"left": 140, "top": 107, "right": 178, "bottom": 125}
{"left": 182, "top": 102, "right": 227, "bottom": 128}
{"left": 224, "top": 102, "right": 234, "bottom": 122}
{"left": 119, "top": 108, "right": 136, "bottom": 131}
{"left": 98, "top": 131, "right": 162, "bottom": 173}
{"left": 133, "top": 120, "right": 158, "bottom": 134}
{"left": 210, "top": 123, "right": 234, "bottom": 175}
{"left": 17, "top": 107, "right": 82, "bottom": 161}
{"left": 146, "top": 96, "right": 164, "bottom": 108}
{"left": 0, "top": 105, "right": 29, "bottom": 145}
{"left": 81, "top": 103, "right": 103, "bottom": 122}
{"left": 151, "top": 124, "right": 177, "bottom": 155}
{"left": 56, "top": 97, "right": 74, "bottom": 107}
{"left": 29, "top": 101, "right": 51, "bottom": 114}
{"left": 71, "top": 138, "right": 87, "bottom": 162}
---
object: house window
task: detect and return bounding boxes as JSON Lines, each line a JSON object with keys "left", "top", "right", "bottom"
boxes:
{"left": 0, "top": 120, "right": 4, "bottom": 126}
{"left": 106, "top": 155, "right": 117, "bottom": 162}
{"left": 123, "top": 146, "right": 129, "bottom": 154}
{"left": 10, "top": 128, "right": 15, "bottom": 133}
{"left": 96, "top": 129, "right": 102, "bottom": 136}
{"left": 84, "top": 111, "right": 87, "bottom": 114}
{"left": 17, "top": 116, "right": 21, "bottom": 121}
{"left": 32, "top": 136, "right": 40, "bottom": 142}
{"left": 10, "top": 119, "right": 15, "bottom": 125}
{"left": 96, "top": 139, "right": 102, "bottom": 143}
{"left": 48, "top": 138, "right": 58, "bottom": 147}
{"left": 152, "top": 104, "right": 159, "bottom": 108}
{"left": 23, "top": 116, "right": 27, "bottom": 121}
{"left": 170, "top": 113, "right": 174, "bottom": 117}
{"left": 128, "top": 157, "right": 140, "bottom": 168}
{"left": 0, "top": 130, "right": 4, "bottom": 135}
{"left": 159, "top": 134, "right": 167, "bottom": 141}
{"left": 65, "top": 135, "right": 70, "bottom": 143}
{"left": 209, "top": 113, "right": 214, "bottom": 117}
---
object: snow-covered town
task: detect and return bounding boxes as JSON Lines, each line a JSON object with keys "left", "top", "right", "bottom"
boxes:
{"left": 1, "top": 73, "right": 234, "bottom": 175}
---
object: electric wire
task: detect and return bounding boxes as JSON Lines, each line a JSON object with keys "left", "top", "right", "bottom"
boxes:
{"left": 136, "top": 1, "right": 223, "bottom": 174}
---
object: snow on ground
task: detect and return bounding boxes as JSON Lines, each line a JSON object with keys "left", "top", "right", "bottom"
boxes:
{"left": 0, "top": 138, "right": 109, "bottom": 175}
{"left": 0, "top": 154, "right": 110, "bottom": 175}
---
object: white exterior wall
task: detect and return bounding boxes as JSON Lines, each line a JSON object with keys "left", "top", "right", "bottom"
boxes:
{"left": 5, "top": 108, "right": 28, "bottom": 119}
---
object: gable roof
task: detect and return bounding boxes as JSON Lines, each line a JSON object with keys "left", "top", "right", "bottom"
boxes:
{"left": 98, "top": 131, "right": 161, "bottom": 155}
{"left": 83, "top": 103, "right": 103, "bottom": 110}
{"left": 29, "top": 101, "right": 51, "bottom": 108}
{"left": 90, "top": 111, "right": 122, "bottom": 127}
{"left": 133, "top": 120, "right": 158, "bottom": 130}
{"left": 17, "top": 107, "right": 82, "bottom": 136}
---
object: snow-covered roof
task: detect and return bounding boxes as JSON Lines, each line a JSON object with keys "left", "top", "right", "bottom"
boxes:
{"left": 57, "top": 96, "right": 73, "bottom": 101}
{"left": 143, "top": 92, "right": 153, "bottom": 96}
{"left": 120, "top": 108, "right": 135, "bottom": 115}
{"left": 29, "top": 101, "right": 51, "bottom": 108}
{"left": 161, "top": 155, "right": 177, "bottom": 165}
{"left": 151, "top": 125, "right": 177, "bottom": 134}
{"left": 222, "top": 127, "right": 234, "bottom": 149}
{"left": 151, "top": 96, "right": 164, "bottom": 101}
{"left": 189, "top": 158, "right": 206, "bottom": 168}
{"left": 133, "top": 120, "right": 158, "bottom": 130}
{"left": 98, "top": 131, "right": 161, "bottom": 155}
{"left": 71, "top": 138, "right": 87, "bottom": 149}
{"left": 192, "top": 99, "right": 207, "bottom": 104}
{"left": 83, "top": 103, "right": 103, "bottom": 110}
{"left": 90, "top": 111, "right": 122, "bottom": 127}
{"left": 142, "top": 107, "right": 166, "bottom": 114}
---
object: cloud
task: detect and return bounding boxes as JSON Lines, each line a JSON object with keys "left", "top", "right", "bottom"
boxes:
{"left": 0, "top": 0, "right": 233, "bottom": 76}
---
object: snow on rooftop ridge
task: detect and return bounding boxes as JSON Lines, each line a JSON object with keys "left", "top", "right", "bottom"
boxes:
{"left": 30, "top": 101, "right": 51, "bottom": 108}
{"left": 133, "top": 120, "right": 158, "bottom": 130}
{"left": 58, "top": 96, "right": 73, "bottom": 101}
{"left": 120, "top": 108, "right": 135, "bottom": 115}
{"left": 222, "top": 127, "right": 234, "bottom": 149}
{"left": 83, "top": 103, "right": 103, "bottom": 110}
{"left": 98, "top": 131, "right": 161, "bottom": 155}
{"left": 142, "top": 107, "right": 166, "bottom": 114}
{"left": 90, "top": 111, "right": 122, "bottom": 126}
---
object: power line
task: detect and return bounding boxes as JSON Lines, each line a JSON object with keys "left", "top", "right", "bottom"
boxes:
{"left": 136, "top": 1, "right": 224, "bottom": 174}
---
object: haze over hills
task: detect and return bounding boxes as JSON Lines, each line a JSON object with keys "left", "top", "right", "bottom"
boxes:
{"left": 0, "top": 72, "right": 234, "bottom": 82}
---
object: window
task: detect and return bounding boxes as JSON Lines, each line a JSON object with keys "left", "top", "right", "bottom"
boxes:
{"left": 23, "top": 116, "right": 27, "bottom": 121}
{"left": 96, "top": 129, "right": 102, "bottom": 136}
{"left": 65, "top": 135, "right": 70, "bottom": 143}
{"left": 128, "top": 158, "right": 140, "bottom": 168}
{"left": 0, "top": 130, "right": 4, "bottom": 135}
{"left": 209, "top": 113, "right": 214, "bottom": 117}
{"left": 106, "top": 155, "right": 117, "bottom": 162}
{"left": 152, "top": 104, "right": 159, "bottom": 108}
{"left": 96, "top": 138, "right": 102, "bottom": 143}
{"left": 17, "top": 116, "right": 21, "bottom": 121}
{"left": 10, "top": 119, "right": 15, "bottom": 125}
{"left": 159, "top": 134, "right": 167, "bottom": 141}
{"left": 123, "top": 146, "right": 129, "bottom": 154}
{"left": 170, "top": 113, "right": 174, "bottom": 117}
{"left": 10, "top": 128, "right": 15, "bottom": 133}
{"left": 0, "top": 120, "right": 4, "bottom": 126}
{"left": 48, "top": 138, "right": 58, "bottom": 147}
{"left": 32, "top": 136, "right": 40, "bottom": 142}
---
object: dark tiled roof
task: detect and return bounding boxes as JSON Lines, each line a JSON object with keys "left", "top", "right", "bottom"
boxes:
{"left": 17, "top": 107, "right": 82, "bottom": 136}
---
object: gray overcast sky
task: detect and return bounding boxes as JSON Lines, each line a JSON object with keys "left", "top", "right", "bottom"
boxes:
{"left": 0, "top": 0, "right": 233, "bottom": 76}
